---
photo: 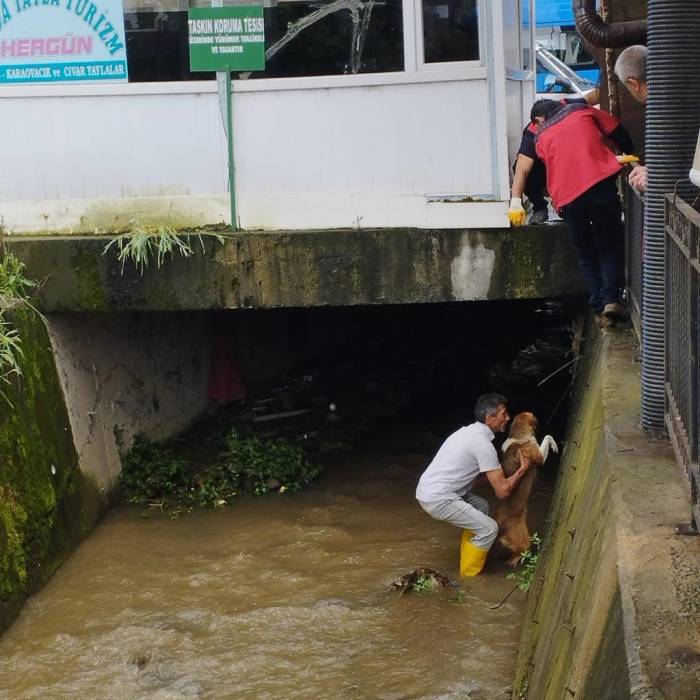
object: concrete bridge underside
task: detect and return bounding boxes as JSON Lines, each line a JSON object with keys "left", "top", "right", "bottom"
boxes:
{"left": 8, "top": 225, "right": 583, "bottom": 311}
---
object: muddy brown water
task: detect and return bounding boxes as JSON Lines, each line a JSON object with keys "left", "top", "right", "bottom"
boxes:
{"left": 0, "top": 444, "right": 551, "bottom": 700}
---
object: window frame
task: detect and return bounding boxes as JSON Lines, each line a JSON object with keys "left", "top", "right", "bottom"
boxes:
{"left": 0, "top": 0, "right": 486, "bottom": 96}
{"left": 413, "top": 0, "right": 483, "bottom": 72}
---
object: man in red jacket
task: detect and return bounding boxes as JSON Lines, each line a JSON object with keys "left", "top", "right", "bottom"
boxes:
{"left": 509, "top": 99, "right": 634, "bottom": 327}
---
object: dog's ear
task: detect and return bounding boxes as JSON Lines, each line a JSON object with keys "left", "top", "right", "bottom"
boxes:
{"left": 529, "top": 413, "right": 539, "bottom": 432}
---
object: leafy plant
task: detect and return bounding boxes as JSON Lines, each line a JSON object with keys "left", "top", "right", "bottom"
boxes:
{"left": 0, "top": 318, "right": 23, "bottom": 400}
{"left": 411, "top": 572, "right": 438, "bottom": 594}
{"left": 0, "top": 252, "right": 35, "bottom": 300}
{"left": 103, "top": 220, "right": 226, "bottom": 275}
{"left": 119, "top": 434, "right": 193, "bottom": 502}
{"left": 118, "top": 430, "right": 320, "bottom": 511}
{"left": 507, "top": 533, "right": 542, "bottom": 592}
{"left": 0, "top": 252, "right": 40, "bottom": 406}
{"left": 220, "top": 428, "right": 321, "bottom": 496}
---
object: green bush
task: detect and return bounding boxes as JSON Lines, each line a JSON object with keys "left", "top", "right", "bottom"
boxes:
{"left": 119, "top": 434, "right": 192, "bottom": 502}
{"left": 118, "top": 430, "right": 320, "bottom": 510}
{"left": 507, "top": 532, "right": 541, "bottom": 592}
{"left": 220, "top": 428, "right": 320, "bottom": 496}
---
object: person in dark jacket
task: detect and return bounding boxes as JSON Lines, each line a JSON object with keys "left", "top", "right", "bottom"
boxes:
{"left": 509, "top": 99, "right": 634, "bottom": 328}
{"left": 511, "top": 91, "right": 600, "bottom": 225}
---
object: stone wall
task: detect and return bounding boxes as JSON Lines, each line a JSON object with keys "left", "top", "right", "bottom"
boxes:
{"left": 0, "top": 302, "right": 100, "bottom": 632}
{"left": 512, "top": 330, "right": 630, "bottom": 698}
{"left": 514, "top": 324, "right": 700, "bottom": 699}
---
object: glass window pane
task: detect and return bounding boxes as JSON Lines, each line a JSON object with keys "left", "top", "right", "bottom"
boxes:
{"left": 422, "top": 0, "right": 478, "bottom": 63}
{"left": 123, "top": 0, "right": 403, "bottom": 83}
{"left": 125, "top": 9, "right": 209, "bottom": 83}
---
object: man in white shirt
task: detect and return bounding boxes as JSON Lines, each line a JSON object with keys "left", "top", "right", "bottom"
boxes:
{"left": 416, "top": 393, "right": 532, "bottom": 576}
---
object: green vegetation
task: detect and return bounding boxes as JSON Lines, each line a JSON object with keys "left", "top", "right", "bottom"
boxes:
{"left": 0, "top": 486, "right": 28, "bottom": 598}
{"left": 102, "top": 220, "right": 226, "bottom": 275}
{"left": 0, "top": 252, "right": 36, "bottom": 299}
{"left": 411, "top": 572, "right": 439, "bottom": 594}
{"left": 0, "top": 319, "right": 22, "bottom": 402}
{"left": 507, "top": 533, "right": 542, "bottom": 592}
{"left": 0, "top": 252, "right": 40, "bottom": 404}
{"left": 0, "top": 302, "right": 91, "bottom": 634}
{"left": 224, "top": 428, "right": 321, "bottom": 496}
{"left": 119, "top": 435, "right": 192, "bottom": 502}
{"left": 119, "top": 429, "right": 320, "bottom": 512}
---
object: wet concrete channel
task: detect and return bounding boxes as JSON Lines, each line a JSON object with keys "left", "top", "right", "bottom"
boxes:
{"left": 0, "top": 300, "right": 579, "bottom": 699}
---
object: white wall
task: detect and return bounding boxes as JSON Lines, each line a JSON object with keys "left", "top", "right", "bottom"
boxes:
{"left": 234, "top": 79, "right": 492, "bottom": 198}
{"left": 233, "top": 73, "right": 507, "bottom": 229}
{"left": 0, "top": 85, "right": 229, "bottom": 201}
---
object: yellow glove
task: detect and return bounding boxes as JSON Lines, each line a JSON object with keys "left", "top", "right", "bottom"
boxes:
{"left": 508, "top": 197, "right": 527, "bottom": 227}
{"left": 616, "top": 154, "right": 639, "bottom": 164}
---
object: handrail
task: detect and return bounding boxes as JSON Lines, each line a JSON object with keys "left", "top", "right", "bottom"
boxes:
{"left": 664, "top": 193, "right": 700, "bottom": 532}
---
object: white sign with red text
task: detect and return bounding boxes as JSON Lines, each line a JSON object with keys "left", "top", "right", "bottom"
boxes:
{"left": 0, "top": 0, "right": 128, "bottom": 84}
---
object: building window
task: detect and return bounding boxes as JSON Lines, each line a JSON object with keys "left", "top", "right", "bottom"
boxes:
{"left": 125, "top": 8, "right": 204, "bottom": 82}
{"left": 422, "top": 0, "right": 478, "bottom": 63}
{"left": 124, "top": 0, "right": 404, "bottom": 83}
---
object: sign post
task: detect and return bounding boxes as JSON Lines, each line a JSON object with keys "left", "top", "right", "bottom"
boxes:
{"left": 188, "top": 6, "right": 265, "bottom": 230}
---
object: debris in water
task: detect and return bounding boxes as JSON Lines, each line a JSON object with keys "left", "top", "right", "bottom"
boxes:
{"left": 391, "top": 568, "right": 457, "bottom": 596}
{"left": 129, "top": 652, "right": 150, "bottom": 670}
{"left": 252, "top": 409, "right": 309, "bottom": 423}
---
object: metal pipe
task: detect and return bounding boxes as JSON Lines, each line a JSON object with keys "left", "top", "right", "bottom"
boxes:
{"left": 642, "top": 1, "right": 700, "bottom": 430}
{"left": 573, "top": 0, "right": 647, "bottom": 48}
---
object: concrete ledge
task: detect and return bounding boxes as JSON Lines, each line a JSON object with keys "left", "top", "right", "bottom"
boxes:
{"left": 514, "top": 324, "right": 700, "bottom": 699}
{"left": 7, "top": 226, "right": 582, "bottom": 311}
{"left": 603, "top": 330, "right": 700, "bottom": 698}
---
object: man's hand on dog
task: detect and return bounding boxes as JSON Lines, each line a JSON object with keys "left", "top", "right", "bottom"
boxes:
{"left": 519, "top": 450, "right": 533, "bottom": 471}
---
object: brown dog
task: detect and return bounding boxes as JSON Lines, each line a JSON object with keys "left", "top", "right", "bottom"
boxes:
{"left": 493, "top": 412, "right": 557, "bottom": 566}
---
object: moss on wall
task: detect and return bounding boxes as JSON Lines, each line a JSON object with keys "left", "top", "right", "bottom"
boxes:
{"left": 69, "top": 244, "right": 108, "bottom": 311}
{"left": 0, "top": 302, "right": 101, "bottom": 633}
{"left": 512, "top": 327, "right": 630, "bottom": 699}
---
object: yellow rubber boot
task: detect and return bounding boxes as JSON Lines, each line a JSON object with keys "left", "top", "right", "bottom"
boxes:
{"left": 460, "top": 530, "right": 489, "bottom": 577}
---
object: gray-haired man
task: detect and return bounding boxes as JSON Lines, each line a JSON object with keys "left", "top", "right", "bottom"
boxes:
{"left": 615, "top": 45, "right": 648, "bottom": 191}
{"left": 416, "top": 393, "right": 532, "bottom": 576}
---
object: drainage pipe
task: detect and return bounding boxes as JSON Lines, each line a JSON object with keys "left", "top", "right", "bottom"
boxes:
{"left": 572, "top": 0, "right": 647, "bottom": 48}
{"left": 642, "top": 1, "right": 700, "bottom": 430}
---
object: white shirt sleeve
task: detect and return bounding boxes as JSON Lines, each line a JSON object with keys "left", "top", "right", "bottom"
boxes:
{"left": 476, "top": 439, "right": 501, "bottom": 473}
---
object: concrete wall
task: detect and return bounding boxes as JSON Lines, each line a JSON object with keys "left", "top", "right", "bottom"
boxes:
{"left": 513, "top": 331, "right": 631, "bottom": 699}
{"left": 7, "top": 226, "right": 584, "bottom": 312}
{"left": 46, "top": 312, "right": 211, "bottom": 494}
{"left": 0, "top": 302, "right": 99, "bottom": 633}
{"left": 514, "top": 324, "right": 700, "bottom": 699}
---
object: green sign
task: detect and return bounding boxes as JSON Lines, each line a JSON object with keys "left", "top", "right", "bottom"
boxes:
{"left": 188, "top": 6, "right": 265, "bottom": 72}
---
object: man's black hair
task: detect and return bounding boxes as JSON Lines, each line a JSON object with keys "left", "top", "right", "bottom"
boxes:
{"left": 530, "top": 99, "right": 562, "bottom": 123}
{"left": 474, "top": 393, "right": 507, "bottom": 423}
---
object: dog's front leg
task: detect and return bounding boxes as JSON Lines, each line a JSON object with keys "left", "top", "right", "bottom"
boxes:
{"left": 538, "top": 435, "right": 558, "bottom": 462}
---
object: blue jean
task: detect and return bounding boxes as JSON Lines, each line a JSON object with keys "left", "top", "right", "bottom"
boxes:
{"left": 560, "top": 176, "right": 623, "bottom": 313}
